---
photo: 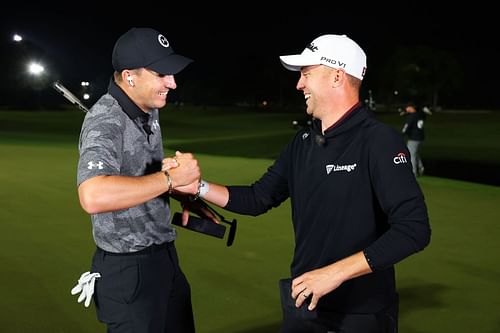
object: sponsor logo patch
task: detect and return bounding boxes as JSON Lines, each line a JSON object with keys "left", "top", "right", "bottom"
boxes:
{"left": 152, "top": 120, "right": 160, "bottom": 130}
{"left": 326, "top": 163, "right": 357, "bottom": 174}
{"left": 88, "top": 161, "right": 104, "bottom": 170}
{"left": 393, "top": 152, "right": 408, "bottom": 164}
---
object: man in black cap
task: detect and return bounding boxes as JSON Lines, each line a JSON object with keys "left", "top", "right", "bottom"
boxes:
{"left": 402, "top": 102, "right": 426, "bottom": 176}
{"left": 74, "top": 27, "right": 200, "bottom": 333}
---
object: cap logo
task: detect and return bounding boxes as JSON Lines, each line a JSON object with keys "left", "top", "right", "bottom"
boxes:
{"left": 306, "top": 43, "right": 318, "bottom": 52}
{"left": 158, "top": 34, "right": 169, "bottom": 48}
{"left": 320, "top": 56, "right": 346, "bottom": 69}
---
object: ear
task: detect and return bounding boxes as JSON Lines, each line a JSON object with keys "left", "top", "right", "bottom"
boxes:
{"left": 122, "top": 70, "right": 134, "bottom": 87}
{"left": 331, "top": 69, "right": 345, "bottom": 88}
{"left": 127, "top": 75, "right": 135, "bottom": 87}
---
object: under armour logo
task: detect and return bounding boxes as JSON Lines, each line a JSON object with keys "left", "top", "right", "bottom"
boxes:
{"left": 88, "top": 161, "right": 103, "bottom": 170}
{"left": 306, "top": 43, "right": 318, "bottom": 52}
{"left": 152, "top": 120, "right": 160, "bottom": 130}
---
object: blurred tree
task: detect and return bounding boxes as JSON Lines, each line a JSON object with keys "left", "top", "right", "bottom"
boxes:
{"left": 375, "top": 45, "right": 463, "bottom": 110}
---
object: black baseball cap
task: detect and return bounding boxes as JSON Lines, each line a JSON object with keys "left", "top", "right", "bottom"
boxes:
{"left": 406, "top": 101, "right": 418, "bottom": 109}
{"left": 112, "top": 27, "right": 193, "bottom": 75}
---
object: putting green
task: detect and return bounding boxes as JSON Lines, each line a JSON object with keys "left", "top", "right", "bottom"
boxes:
{"left": 1, "top": 108, "right": 499, "bottom": 332}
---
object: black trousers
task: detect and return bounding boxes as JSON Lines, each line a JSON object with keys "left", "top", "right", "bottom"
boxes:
{"left": 91, "top": 243, "right": 195, "bottom": 333}
{"left": 280, "top": 279, "right": 398, "bottom": 333}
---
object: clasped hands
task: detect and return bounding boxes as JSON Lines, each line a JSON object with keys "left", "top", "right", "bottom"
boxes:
{"left": 162, "top": 151, "right": 218, "bottom": 225}
{"left": 162, "top": 150, "right": 201, "bottom": 195}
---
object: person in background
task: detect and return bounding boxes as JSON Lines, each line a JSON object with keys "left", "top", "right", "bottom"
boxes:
{"left": 402, "top": 101, "right": 426, "bottom": 176}
{"left": 176, "top": 34, "right": 431, "bottom": 332}
{"left": 75, "top": 27, "right": 201, "bottom": 333}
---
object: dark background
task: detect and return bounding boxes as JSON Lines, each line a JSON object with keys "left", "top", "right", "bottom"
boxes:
{"left": 1, "top": 4, "right": 498, "bottom": 110}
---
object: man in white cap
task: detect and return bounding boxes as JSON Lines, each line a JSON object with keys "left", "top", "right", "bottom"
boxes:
{"left": 75, "top": 27, "right": 201, "bottom": 333}
{"left": 178, "top": 34, "right": 431, "bottom": 332}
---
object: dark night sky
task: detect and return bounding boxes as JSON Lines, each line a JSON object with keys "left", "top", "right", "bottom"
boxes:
{"left": 2, "top": 4, "right": 498, "bottom": 109}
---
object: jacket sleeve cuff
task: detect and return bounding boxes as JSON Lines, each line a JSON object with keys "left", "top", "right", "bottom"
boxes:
{"left": 363, "top": 249, "right": 376, "bottom": 271}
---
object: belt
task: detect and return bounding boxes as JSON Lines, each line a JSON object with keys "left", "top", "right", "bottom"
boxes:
{"left": 97, "top": 242, "right": 172, "bottom": 257}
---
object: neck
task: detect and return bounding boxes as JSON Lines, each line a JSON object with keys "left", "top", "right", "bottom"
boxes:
{"left": 321, "top": 99, "right": 360, "bottom": 132}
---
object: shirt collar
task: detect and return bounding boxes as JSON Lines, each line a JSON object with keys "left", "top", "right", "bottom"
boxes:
{"left": 331, "top": 102, "right": 361, "bottom": 129}
{"left": 107, "top": 78, "right": 149, "bottom": 122}
{"left": 312, "top": 102, "right": 366, "bottom": 139}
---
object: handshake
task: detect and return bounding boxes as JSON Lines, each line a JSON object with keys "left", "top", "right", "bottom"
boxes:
{"left": 161, "top": 150, "right": 203, "bottom": 197}
{"left": 162, "top": 151, "right": 237, "bottom": 247}
{"left": 161, "top": 150, "right": 217, "bottom": 226}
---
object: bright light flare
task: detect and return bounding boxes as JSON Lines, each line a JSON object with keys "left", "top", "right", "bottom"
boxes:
{"left": 28, "top": 62, "right": 45, "bottom": 75}
{"left": 13, "top": 34, "right": 23, "bottom": 42}
{"left": 83, "top": 93, "right": 90, "bottom": 100}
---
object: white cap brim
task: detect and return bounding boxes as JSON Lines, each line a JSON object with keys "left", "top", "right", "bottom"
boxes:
{"left": 279, "top": 54, "right": 319, "bottom": 72}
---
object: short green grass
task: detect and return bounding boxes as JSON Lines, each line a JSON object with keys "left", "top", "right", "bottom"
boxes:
{"left": 376, "top": 110, "right": 500, "bottom": 164}
{"left": 0, "top": 107, "right": 499, "bottom": 332}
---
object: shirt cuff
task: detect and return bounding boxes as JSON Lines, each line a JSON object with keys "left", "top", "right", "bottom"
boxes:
{"left": 363, "top": 249, "right": 376, "bottom": 271}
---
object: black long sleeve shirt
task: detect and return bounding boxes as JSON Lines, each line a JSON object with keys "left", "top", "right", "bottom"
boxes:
{"left": 225, "top": 105, "right": 431, "bottom": 313}
{"left": 402, "top": 110, "right": 426, "bottom": 141}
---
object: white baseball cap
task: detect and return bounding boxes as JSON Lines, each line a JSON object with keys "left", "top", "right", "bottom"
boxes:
{"left": 279, "top": 34, "right": 367, "bottom": 80}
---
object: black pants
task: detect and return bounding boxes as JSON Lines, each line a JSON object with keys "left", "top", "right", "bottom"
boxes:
{"left": 280, "top": 279, "right": 398, "bottom": 333}
{"left": 91, "top": 243, "right": 195, "bottom": 333}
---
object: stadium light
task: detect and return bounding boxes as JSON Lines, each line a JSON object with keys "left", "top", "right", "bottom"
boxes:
{"left": 13, "top": 34, "right": 23, "bottom": 42}
{"left": 27, "top": 62, "right": 45, "bottom": 76}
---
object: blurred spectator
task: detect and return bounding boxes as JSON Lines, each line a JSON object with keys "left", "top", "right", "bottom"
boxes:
{"left": 402, "top": 102, "right": 425, "bottom": 176}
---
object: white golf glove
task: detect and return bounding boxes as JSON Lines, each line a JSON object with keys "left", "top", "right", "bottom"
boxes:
{"left": 71, "top": 271, "right": 101, "bottom": 307}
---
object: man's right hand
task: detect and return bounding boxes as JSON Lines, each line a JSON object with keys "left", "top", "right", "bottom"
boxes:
{"left": 162, "top": 151, "right": 200, "bottom": 195}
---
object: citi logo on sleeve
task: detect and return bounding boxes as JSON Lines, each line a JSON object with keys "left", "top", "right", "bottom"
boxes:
{"left": 87, "top": 161, "right": 104, "bottom": 170}
{"left": 393, "top": 153, "right": 408, "bottom": 164}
